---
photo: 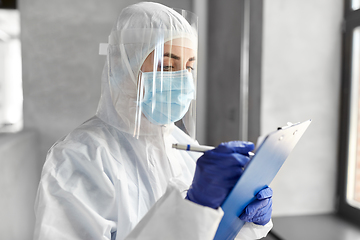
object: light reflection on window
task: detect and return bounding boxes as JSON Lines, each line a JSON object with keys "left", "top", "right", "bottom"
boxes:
{"left": 348, "top": 27, "right": 360, "bottom": 208}
{"left": 0, "top": 9, "right": 23, "bottom": 132}
{"left": 353, "top": 0, "right": 360, "bottom": 11}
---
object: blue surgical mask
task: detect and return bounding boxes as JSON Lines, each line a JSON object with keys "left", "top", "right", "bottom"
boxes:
{"left": 140, "top": 69, "right": 195, "bottom": 125}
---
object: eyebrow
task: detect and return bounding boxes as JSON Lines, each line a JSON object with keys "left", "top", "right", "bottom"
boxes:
{"left": 163, "top": 52, "right": 196, "bottom": 62}
{"left": 163, "top": 52, "right": 180, "bottom": 60}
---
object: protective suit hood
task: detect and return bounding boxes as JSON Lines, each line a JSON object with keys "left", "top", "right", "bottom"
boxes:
{"left": 96, "top": 2, "right": 198, "bottom": 137}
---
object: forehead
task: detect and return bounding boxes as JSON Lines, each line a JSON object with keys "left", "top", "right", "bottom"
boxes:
{"left": 162, "top": 44, "right": 196, "bottom": 58}
{"left": 161, "top": 38, "right": 196, "bottom": 58}
{"left": 164, "top": 37, "right": 197, "bottom": 50}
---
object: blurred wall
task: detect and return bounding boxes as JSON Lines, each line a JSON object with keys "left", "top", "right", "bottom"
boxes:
{"left": 0, "top": 131, "right": 39, "bottom": 240}
{"left": 206, "top": 1, "right": 263, "bottom": 145}
{"left": 262, "top": 0, "right": 343, "bottom": 216}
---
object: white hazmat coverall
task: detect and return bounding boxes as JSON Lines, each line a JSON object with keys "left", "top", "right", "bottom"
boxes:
{"left": 33, "top": 2, "right": 272, "bottom": 240}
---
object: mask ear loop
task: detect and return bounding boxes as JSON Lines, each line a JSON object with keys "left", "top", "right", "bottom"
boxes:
{"left": 134, "top": 72, "right": 145, "bottom": 138}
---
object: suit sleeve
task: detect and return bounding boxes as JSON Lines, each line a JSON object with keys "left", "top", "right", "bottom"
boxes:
{"left": 125, "top": 183, "right": 224, "bottom": 240}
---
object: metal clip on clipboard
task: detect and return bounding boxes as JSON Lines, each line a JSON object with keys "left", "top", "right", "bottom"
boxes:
{"left": 213, "top": 119, "right": 312, "bottom": 240}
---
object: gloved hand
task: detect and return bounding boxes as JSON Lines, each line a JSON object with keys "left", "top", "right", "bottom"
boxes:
{"left": 239, "top": 187, "right": 273, "bottom": 226}
{"left": 186, "top": 141, "right": 255, "bottom": 209}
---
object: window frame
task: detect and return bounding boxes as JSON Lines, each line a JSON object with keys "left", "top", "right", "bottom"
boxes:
{"left": 337, "top": 0, "right": 360, "bottom": 226}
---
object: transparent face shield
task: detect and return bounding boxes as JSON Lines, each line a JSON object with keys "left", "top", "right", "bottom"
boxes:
{"left": 105, "top": 7, "right": 198, "bottom": 139}
{"left": 135, "top": 36, "right": 198, "bottom": 139}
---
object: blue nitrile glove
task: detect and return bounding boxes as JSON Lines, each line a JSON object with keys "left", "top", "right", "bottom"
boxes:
{"left": 186, "top": 141, "right": 255, "bottom": 209}
{"left": 239, "top": 187, "right": 273, "bottom": 226}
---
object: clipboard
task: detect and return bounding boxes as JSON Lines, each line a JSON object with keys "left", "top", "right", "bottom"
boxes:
{"left": 213, "top": 119, "right": 312, "bottom": 240}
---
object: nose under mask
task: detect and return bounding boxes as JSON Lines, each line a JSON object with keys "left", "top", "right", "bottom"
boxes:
{"left": 140, "top": 70, "right": 195, "bottom": 125}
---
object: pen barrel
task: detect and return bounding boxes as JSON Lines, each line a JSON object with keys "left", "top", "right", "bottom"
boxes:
{"left": 172, "top": 144, "right": 215, "bottom": 152}
{"left": 172, "top": 144, "right": 255, "bottom": 156}
{"left": 188, "top": 145, "right": 215, "bottom": 152}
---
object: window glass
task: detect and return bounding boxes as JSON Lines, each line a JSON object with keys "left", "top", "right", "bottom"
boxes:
{"left": 353, "top": 0, "right": 360, "bottom": 10}
{"left": 348, "top": 27, "right": 360, "bottom": 208}
{"left": 0, "top": 9, "right": 23, "bottom": 132}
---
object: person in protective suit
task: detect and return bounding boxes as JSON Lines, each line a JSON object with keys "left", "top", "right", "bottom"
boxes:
{"left": 33, "top": 2, "right": 273, "bottom": 240}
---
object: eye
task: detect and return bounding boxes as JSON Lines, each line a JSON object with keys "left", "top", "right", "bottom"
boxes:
{"left": 186, "top": 66, "right": 194, "bottom": 72}
{"left": 158, "top": 65, "right": 174, "bottom": 71}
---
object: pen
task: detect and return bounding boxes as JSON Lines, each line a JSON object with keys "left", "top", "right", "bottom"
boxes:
{"left": 172, "top": 143, "right": 255, "bottom": 157}
{"left": 172, "top": 143, "right": 215, "bottom": 152}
